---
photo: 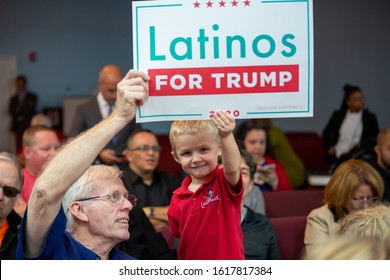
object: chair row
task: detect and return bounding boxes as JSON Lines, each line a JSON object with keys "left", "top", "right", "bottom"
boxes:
{"left": 263, "top": 189, "right": 324, "bottom": 218}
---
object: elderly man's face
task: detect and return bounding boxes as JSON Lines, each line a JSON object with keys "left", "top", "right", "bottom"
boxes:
{"left": 81, "top": 178, "right": 132, "bottom": 243}
{"left": 0, "top": 161, "right": 20, "bottom": 224}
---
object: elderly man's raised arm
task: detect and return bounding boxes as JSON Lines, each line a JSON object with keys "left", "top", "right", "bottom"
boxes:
{"left": 23, "top": 70, "right": 149, "bottom": 257}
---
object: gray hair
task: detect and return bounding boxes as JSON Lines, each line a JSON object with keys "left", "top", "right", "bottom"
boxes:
{"left": 62, "top": 165, "right": 123, "bottom": 231}
{"left": 0, "top": 152, "right": 23, "bottom": 191}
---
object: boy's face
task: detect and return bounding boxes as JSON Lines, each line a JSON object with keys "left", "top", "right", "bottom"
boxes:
{"left": 172, "top": 131, "right": 220, "bottom": 181}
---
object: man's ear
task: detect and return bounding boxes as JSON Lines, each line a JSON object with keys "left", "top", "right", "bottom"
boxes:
{"left": 374, "top": 144, "right": 380, "bottom": 157}
{"left": 171, "top": 151, "right": 181, "bottom": 164}
{"left": 24, "top": 146, "right": 32, "bottom": 160}
{"left": 68, "top": 202, "right": 89, "bottom": 223}
{"left": 123, "top": 149, "right": 132, "bottom": 161}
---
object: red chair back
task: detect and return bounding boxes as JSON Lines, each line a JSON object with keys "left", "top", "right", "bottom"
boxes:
{"left": 270, "top": 216, "right": 307, "bottom": 260}
{"left": 263, "top": 189, "right": 324, "bottom": 218}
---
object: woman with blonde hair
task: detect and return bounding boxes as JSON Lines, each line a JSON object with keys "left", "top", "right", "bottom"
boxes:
{"left": 304, "top": 159, "right": 384, "bottom": 258}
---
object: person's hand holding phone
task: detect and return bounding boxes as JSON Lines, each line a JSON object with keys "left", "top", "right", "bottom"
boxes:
{"left": 256, "top": 163, "right": 278, "bottom": 190}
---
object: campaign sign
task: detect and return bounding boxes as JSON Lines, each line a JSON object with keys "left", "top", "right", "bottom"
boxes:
{"left": 132, "top": 0, "right": 313, "bottom": 122}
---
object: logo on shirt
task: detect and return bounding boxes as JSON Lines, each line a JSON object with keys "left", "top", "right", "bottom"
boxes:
{"left": 201, "top": 188, "right": 221, "bottom": 208}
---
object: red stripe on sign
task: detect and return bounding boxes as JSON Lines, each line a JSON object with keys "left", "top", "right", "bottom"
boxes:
{"left": 149, "top": 65, "right": 299, "bottom": 96}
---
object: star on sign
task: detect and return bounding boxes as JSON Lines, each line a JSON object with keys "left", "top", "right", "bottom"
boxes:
{"left": 231, "top": 0, "right": 238, "bottom": 7}
{"left": 244, "top": 0, "right": 251, "bottom": 6}
{"left": 219, "top": 1, "right": 226, "bottom": 7}
{"left": 206, "top": 1, "right": 214, "bottom": 7}
{"left": 193, "top": 1, "right": 200, "bottom": 8}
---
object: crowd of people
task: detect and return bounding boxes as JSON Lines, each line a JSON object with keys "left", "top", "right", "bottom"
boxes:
{"left": 1, "top": 69, "right": 390, "bottom": 260}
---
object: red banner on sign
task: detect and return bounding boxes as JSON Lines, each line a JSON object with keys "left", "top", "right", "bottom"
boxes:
{"left": 149, "top": 65, "right": 299, "bottom": 96}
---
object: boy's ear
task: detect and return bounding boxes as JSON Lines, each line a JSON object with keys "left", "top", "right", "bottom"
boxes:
{"left": 171, "top": 151, "right": 181, "bottom": 163}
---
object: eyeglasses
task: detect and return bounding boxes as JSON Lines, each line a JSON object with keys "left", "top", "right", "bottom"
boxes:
{"left": 129, "top": 145, "right": 161, "bottom": 152}
{"left": 75, "top": 191, "right": 137, "bottom": 207}
{"left": 351, "top": 196, "right": 379, "bottom": 207}
{"left": 0, "top": 184, "right": 20, "bottom": 198}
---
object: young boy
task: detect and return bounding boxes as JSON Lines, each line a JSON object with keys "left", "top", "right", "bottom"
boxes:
{"left": 168, "top": 111, "right": 244, "bottom": 260}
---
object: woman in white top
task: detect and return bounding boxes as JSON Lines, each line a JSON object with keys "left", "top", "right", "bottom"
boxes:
{"left": 322, "top": 84, "right": 379, "bottom": 170}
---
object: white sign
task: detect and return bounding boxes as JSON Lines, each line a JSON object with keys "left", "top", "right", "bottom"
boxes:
{"left": 132, "top": 0, "right": 313, "bottom": 122}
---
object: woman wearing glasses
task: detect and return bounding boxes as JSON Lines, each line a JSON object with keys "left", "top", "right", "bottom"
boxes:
{"left": 304, "top": 159, "right": 384, "bottom": 259}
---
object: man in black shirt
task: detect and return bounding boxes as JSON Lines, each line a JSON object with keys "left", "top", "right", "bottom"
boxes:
{"left": 121, "top": 129, "right": 180, "bottom": 229}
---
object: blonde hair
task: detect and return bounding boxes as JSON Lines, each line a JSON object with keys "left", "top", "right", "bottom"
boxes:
{"left": 337, "top": 204, "right": 390, "bottom": 242}
{"left": 23, "top": 125, "right": 55, "bottom": 148}
{"left": 30, "top": 113, "right": 53, "bottom": 127}
{"left": 305, "top": 236, "right": 390, "bottom": 260}
{"left": 169, "top": 120, "right": 219, "bottom": 153}
{"left": 324, "top": 159, "right": 384, "bottom": 221}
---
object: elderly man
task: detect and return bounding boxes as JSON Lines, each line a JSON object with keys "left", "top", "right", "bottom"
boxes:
{"left": 16, "top": 69, "right": 149, "bottom": 260}
{"left": 69, "top": 64, "right": 140, "bottom": 165}
{"left": 0, "top": 152, "right": 23, "bottom": 259}
{"left": 373, "top": 128, "right": 390, "bottom": 202}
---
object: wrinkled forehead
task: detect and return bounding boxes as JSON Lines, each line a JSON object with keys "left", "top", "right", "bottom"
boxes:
{"left": 88, "top": 176, "right": 126, "bottom": 194}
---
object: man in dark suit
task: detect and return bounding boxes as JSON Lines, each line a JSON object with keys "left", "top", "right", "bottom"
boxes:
{"left": 8, "top": 75, "right": 38, "bottom": 151}
{"left": 69, "top": 65, "right": 140, "bottom": 165}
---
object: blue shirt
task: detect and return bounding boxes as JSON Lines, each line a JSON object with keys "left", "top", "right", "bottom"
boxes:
{"left": 16, "top": 207, "right": 135, "bottom": 260}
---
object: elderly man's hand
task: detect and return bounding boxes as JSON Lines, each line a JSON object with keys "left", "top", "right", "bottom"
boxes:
{"left": 115, "top": 69, "right": 149, "bottom": 121}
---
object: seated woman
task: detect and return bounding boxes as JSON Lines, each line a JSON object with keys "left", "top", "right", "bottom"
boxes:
{"left": 304, "top": 159, "right": 384, "bottom": 259}
{"left": 254, "top": 119, "right": 306, "bottom": 189}
{"left": 322, "top": 84, "right": 379, "bottom": 169}
{"left": 235, "top": 120, "right": 293, "bottom": 191}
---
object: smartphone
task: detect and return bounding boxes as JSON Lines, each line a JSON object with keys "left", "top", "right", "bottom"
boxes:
{"left": 263, "top": 163, "right": 276, "bottom": 171}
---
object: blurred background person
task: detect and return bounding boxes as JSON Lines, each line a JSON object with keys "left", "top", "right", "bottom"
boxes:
{"left": 254, "top": 119, "right": 306, "bottom": 189}
{"left": 322, "top": 84, "right": 379, "bottom": 170}
{"left": 0, "top": 152, "right": 23, "bottom": 259}
{"left": 14, "top": 125, "right": 60, "bottom": 216}
{"left": 235, "top": 120, "right": 293, "bottom": 191}
{"left": 304, "top": 159, "right": 384, "bottom": 258}
{"left": 240, "top": 150, "right": 280, "bottom": 259}
{"left": 30, "top": 113, "right": 68, "bottom": 143}
{"left": 121, "top": 129, "right": 179, "bottom": 230}
{"left": 69, "top": 64, "right": 140, "bottom": 166}
{"left": 372, "top": 128, "right": 390, "bottom": 202}
{"left": 8, "top": 75, "right": 38, "bottom": 152}
{"left": 17, "top": 113, "right": 67, "bottom": 166}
